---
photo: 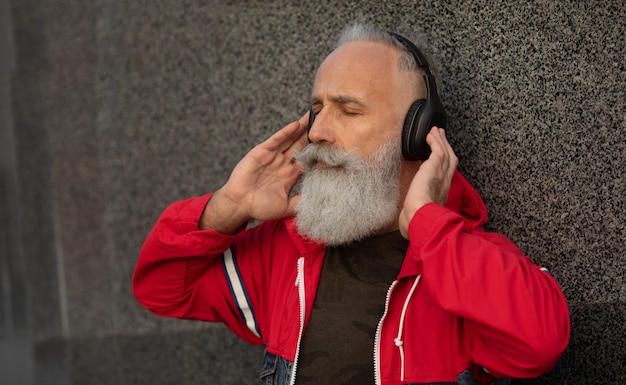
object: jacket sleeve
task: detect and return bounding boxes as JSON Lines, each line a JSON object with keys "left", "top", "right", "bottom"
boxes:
{"left": 407, "top": 203, "right": 570, "bottom": 379}
{"left": 132, "top": 193, "right": 264, "bottom": 345}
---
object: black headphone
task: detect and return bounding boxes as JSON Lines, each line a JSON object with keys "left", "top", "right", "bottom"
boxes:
{"left": 308, "top": 32, "right": 447, "bottom": 161}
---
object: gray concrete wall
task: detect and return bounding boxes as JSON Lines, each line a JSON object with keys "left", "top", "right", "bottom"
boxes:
{"left": 1, "top": 1, "right": 624, "bottom": 384}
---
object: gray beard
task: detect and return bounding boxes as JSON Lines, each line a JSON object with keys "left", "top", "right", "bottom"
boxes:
{"left": 294, "top": 137, "right": 402, "bottom": 246}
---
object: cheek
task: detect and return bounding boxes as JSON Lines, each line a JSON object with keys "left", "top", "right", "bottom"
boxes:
{"left": 359, "top": 117, "right": 403, "bottom": 154}
{"left": 339, "top": 108, "right": 404, "bottom": 156}
{"left": 350, "top": 137, "right": 391, "bottom": 161}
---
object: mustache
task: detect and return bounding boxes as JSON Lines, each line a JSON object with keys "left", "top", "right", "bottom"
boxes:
{"left": 294, "top": 143, "right": 358, "bottom": 169}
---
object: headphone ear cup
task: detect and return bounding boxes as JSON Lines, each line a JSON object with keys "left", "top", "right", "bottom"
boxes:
{"left": 307, "top": 107, "right": 315, "bottom": 143}
{"left": 401, "top": 100, "right": 426, "bottom": 160}
{"left": 308, "top": 107, "right": 315, "bottom": 131}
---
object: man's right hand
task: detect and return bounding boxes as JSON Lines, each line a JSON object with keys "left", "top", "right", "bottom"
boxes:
{"left": 199, "top": 113, "right": 310, "bottom": 234}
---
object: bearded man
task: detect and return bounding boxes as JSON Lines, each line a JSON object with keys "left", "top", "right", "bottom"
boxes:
{"left": 133, "top": 23, "right": 570, "bottom": 385}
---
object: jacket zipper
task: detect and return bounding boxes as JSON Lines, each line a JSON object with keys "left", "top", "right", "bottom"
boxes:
{"left": 394, "top": 275, "right": 421, "bottom": 382}
{"left": 374, "top": 280, "right": 398, "bottom": 385}
{"left": 289, "top": 257, "right": 306, "bottom": 385}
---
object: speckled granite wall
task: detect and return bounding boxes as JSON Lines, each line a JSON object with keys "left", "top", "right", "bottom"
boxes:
{"left": 2, "top": 0, "right": 624, "bottom": 384}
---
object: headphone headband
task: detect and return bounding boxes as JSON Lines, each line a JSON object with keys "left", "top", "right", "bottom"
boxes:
{"left": 387, "top": 32, "right": 433, "bottom": 75}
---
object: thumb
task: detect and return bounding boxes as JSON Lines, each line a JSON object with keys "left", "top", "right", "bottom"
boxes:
{"left": 288, "top": 194, "right": 301, "bottom": 216}
{"left": 398, "top": 208, "right": 410, "bottom": 240}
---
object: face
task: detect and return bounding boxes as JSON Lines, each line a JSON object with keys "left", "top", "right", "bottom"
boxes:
{"left": 309, "top": 40, "right": 423, "bottom": 159}
{"left": 294, "top": 41, "right": 424, "bottom": 245}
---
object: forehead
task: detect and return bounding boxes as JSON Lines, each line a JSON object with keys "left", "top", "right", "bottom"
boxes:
{"left": 312, "top": 41, "right": 403, "bottom": 100}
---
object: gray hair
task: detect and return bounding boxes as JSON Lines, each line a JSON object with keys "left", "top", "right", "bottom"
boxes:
{"left": 336, "top": 23, "right": 441, "bottom": 95}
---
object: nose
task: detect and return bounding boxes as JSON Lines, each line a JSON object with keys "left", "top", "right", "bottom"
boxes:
{"left": 307, "top": 108, "right": 336, "bottom": 144}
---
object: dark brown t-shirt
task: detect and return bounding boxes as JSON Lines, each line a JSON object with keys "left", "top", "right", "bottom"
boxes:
{"left": 296, "top": 231, "right": 408, "bottom": 384}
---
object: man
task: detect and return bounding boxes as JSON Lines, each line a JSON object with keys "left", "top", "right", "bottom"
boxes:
{"left": 133, "top": 23, "right": 570, "bottom": 384}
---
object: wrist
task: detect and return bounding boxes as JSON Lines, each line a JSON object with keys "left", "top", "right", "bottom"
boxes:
{"left": 199, "top": 189, "right": 251, "bottom": 233}
{"left": 405, "top": 198, "right": 435, "bottom": 218}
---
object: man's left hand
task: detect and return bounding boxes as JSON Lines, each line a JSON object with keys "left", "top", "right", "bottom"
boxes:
{"left": 399, "top": 126, "right": 458, "bottom": 239}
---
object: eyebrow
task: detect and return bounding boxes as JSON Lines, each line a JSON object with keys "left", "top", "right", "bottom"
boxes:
{"left": 310, "top": 95, "right": 366, "bottom": 108}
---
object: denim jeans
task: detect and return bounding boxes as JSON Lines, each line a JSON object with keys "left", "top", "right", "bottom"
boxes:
{"left": 260, "top": 351, "right": 293, "bottom": 385}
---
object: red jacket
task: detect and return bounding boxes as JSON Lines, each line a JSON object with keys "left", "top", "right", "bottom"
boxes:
{"left": 133, "top": 171, "right": 570, "bottom": 384}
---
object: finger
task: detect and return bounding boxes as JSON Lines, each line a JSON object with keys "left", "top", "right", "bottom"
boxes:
{"left": 298, "top": 110, "right": 310, "bottom": 127}
{"left": 425, "top": 127, "right": 443, "bottom": 153}
{"left": 437, "top": 128, "right": 454, "bottom": 154}
{"left": 283, "top": 112, "right": 312, "bottom": 156}
{"left": 265, "top": 119, "right": 308, "bottom": 152}
{"left": 429, "top": 127, "right": 456, "bottom": 163}
{"left": 428, "top": 129, "right": 457, "bottom": 185}
{"left": 437, "top": 128, "right": 458, "bottom": 172}
{"left": 425, "top": 127, "right": 449, "bottom": 169}
{"left": 428, "top": 126, "right": 448, "bottom": 151}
